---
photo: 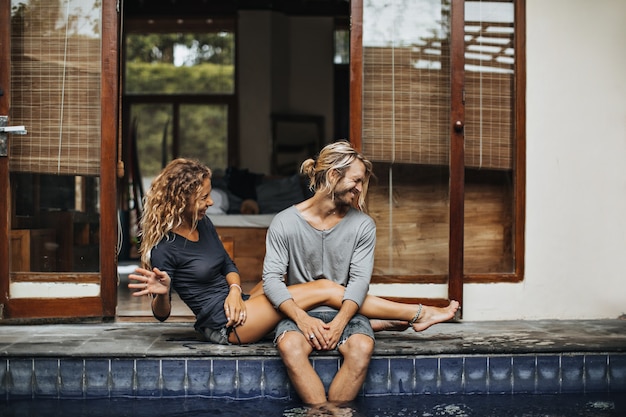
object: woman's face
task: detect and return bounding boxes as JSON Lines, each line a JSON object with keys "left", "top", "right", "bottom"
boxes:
{"left": 184, "top": 177, "right": 213, "bottom": 222}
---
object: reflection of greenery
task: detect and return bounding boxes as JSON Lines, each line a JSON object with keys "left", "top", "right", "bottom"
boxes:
{"left": 125, "top": 32, "right": 234, "bottom": 93}
{"left": 125, "top": 33, "right": 234, "bottom": 93}
{"left": 334, "top": 29, "right": 350, "bottom": 64}
{"left": 126, "top": 62, "right": 233, "bottom": 94}
{"left": 126, "top": 33, "right": 234, "bottom": 65}
{"left": 131, "top": 105, "right": 171, "bottom": 178}
{"left": 126, "top": 32, "right": 234, "bottom": 178}
{"left": 132, "top": 104, "right": 228, "bottom": 179}
{"left": 179, "top": 105, "right": 228, "bottom": 171}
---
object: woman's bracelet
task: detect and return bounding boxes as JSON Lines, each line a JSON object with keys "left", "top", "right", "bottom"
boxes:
{"left": 229, "top": 283, "right": 243, "bottom": 293}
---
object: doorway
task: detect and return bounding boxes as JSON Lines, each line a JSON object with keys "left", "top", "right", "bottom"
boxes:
{"left": 116, "top": 1, "right": 350, "bottom": 319}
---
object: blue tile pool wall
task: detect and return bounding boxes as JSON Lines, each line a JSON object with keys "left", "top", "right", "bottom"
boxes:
{"left": 1, "top": 354, "right": 625, "bottom": 400}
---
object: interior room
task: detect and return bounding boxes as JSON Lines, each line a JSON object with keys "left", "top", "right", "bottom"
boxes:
{"left": 117, "top": 0, "right": 350, "bottom": 318}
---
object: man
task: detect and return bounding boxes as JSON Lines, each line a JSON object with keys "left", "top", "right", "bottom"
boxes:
{"left": 262, "top": 140, "right": 378, "bottom": 405}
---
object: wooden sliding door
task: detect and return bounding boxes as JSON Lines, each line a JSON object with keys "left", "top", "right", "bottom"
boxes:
{"left": 0, "top": 0, "right": 118, "bottom": 320}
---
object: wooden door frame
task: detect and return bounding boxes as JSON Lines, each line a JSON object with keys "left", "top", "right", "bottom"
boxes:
{"left": 0, "top": 0, "right": 9, "bottom": 318}
{"left": 349, "top": 0, "right": 526, "bottom": 306}
{"left": 448, "top": 0, "right": 465, "bottom": 306}
{"left": 100, "top": 0, "right": 121, "bottom": 318}
{"left": 349, "top": 0, "right": 465, "bottom": 307}
{"left": 0, "top": 0, "right": 119, "bottom": 320}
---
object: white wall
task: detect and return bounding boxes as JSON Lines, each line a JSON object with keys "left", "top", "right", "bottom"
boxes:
{"left": 465, "top": 0, "right": 626, "bottom": 320}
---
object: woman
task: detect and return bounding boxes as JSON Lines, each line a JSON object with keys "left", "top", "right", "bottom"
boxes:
{"left": 129, "top": 158, "right": 459, "bottom": 345}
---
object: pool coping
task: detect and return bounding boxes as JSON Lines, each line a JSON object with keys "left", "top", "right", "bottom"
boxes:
{"left": 1, "top": 319, "right": 625, "bottom": 399}
{"left": 1, "top": 319, "right": 626, "bottom": 358}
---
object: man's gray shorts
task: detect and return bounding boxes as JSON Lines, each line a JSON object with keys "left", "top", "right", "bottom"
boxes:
{"left": 273, "top": 311, "right": 375, "bottom": 348}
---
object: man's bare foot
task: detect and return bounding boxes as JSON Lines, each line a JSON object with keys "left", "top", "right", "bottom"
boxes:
{"left": 370, "top": 319, "right": 410, "bottom": 332}
{"left": 411, "top": 300, "right": 460, "bottom": 332}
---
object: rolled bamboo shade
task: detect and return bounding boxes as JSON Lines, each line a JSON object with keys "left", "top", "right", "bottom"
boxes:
{"left": 9, "top": 4, "right": 101, "bottom": 176}
{"left": 464, "top": 17, "right": 515, "bottom": 170}
{"left": 362, "top": 2, "right": 514, "bottom": 170}
{"left": 363, "top": 45, "right": 451, "bottom": 166}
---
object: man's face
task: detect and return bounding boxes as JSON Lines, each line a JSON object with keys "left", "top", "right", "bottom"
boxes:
{"left": 333, "top": 160, "right": 366, "bottom": 207}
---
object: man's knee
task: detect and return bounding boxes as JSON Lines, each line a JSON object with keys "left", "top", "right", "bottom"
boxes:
{"left": 276, "top": 331, "right": 311, "bottom": 360}
{"left": 340, "top": 334, "right": 374, "bottom": 364}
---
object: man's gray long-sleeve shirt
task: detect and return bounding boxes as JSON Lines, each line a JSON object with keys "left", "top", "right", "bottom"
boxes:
{"left": 262, "top": 205, "right": 376, "bottom": 312}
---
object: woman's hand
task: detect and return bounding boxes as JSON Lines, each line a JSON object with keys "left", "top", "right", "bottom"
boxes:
{"left": 128, "top": 267, "right": 170, "bottom": 296}
{"left": 224, "top": 286, "right": 247, "bottom": 328}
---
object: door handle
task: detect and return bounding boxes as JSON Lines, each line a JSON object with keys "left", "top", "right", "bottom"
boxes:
{"left": 0, "top": 116, "right": 28, "bottom": 157}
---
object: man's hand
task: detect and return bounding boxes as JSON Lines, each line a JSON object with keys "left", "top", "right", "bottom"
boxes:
{"left": 321, "top": 300, "right": 359, "bottom": 350}
{"left": 321, "top": 319, "right": 347, "bottom": 350}
{"left": 293, "top": 309, "right": 331, "bottom": 350}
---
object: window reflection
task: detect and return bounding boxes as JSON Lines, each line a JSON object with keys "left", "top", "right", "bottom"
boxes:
{"left": 125, "top": 32, "right": 235, "bottom": 95}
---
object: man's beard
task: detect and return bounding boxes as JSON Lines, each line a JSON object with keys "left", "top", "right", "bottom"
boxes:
{"left": 333, "top": 188, "right": 358, "bottom": 207}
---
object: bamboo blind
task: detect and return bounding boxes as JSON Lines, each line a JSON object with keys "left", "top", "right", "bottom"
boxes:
{"left": 367, "top": 165, "right": 515, "bottom": 278}
{"left": 9, "top": 3, "right": 101, "bottom": 176}
{"left": 362, "top": 2, "right": 515, "bottom": 170}
{"left": 361, "top": 1, "right": 517, "bottom": 280}
{"left": 363, "top": 45, "right": 451, "bottom": 166}
{"left": 464, "top": 17, "right": 515, "bottom": 170}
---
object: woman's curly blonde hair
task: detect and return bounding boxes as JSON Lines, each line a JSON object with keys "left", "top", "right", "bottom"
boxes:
{"left": 300, "top": 140, "right": 373, "bottom": 211}
{"left": 138, "top": 158, "right": 212, "bottom": 267}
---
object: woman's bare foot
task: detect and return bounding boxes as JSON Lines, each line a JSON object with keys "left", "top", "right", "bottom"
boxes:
{"left": 369, "top": 319, "right": 410, "bottom": 332}
{"left": 411, "top": 300, "right": 460, "bottom": 332}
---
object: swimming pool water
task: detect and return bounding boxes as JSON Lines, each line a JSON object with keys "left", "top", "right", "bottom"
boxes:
{"left": 1, "top": 393, "right": 625, "bottom": 417}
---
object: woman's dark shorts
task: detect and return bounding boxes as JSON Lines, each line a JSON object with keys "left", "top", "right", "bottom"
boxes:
{"left": 199, "top": 326, "right": 232, "bottom": 345}
{"left": 198, "top": 292, "right": 250, "bottom": 345}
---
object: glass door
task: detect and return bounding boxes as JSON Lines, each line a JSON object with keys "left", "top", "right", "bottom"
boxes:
{"left": 353, "top": 0, "right": 465, "bottom": 306}
{"left": 0, "top": 0, "right": 118, "bottom": 320}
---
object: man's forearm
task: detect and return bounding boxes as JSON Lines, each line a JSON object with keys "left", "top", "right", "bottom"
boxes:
{"left": 278, "top": 299, "right": 310, "bottom": 324}
{"left": 331, "top": 299, "right": 359, "bottom": 329}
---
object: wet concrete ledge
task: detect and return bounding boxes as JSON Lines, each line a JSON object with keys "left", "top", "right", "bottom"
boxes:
{"left": 0, "top": 319, "right": 625, "bottom": 358}
{"left": 0, "top": 320, "right": 625, "bottom": 398}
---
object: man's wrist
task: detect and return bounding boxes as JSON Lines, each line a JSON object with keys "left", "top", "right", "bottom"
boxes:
{"left": 279, "top": 299, "right": 307, "bottom": 322}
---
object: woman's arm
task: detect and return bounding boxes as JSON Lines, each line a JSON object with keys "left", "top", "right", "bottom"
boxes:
{"left": 223, "top": 271, "right": 246, "bottom": 327}
{"left": 128, "top": 266, "right": 172, "bottom": 321}
{"left": 151, "top": 293, "right": 171, "bottom": 322}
